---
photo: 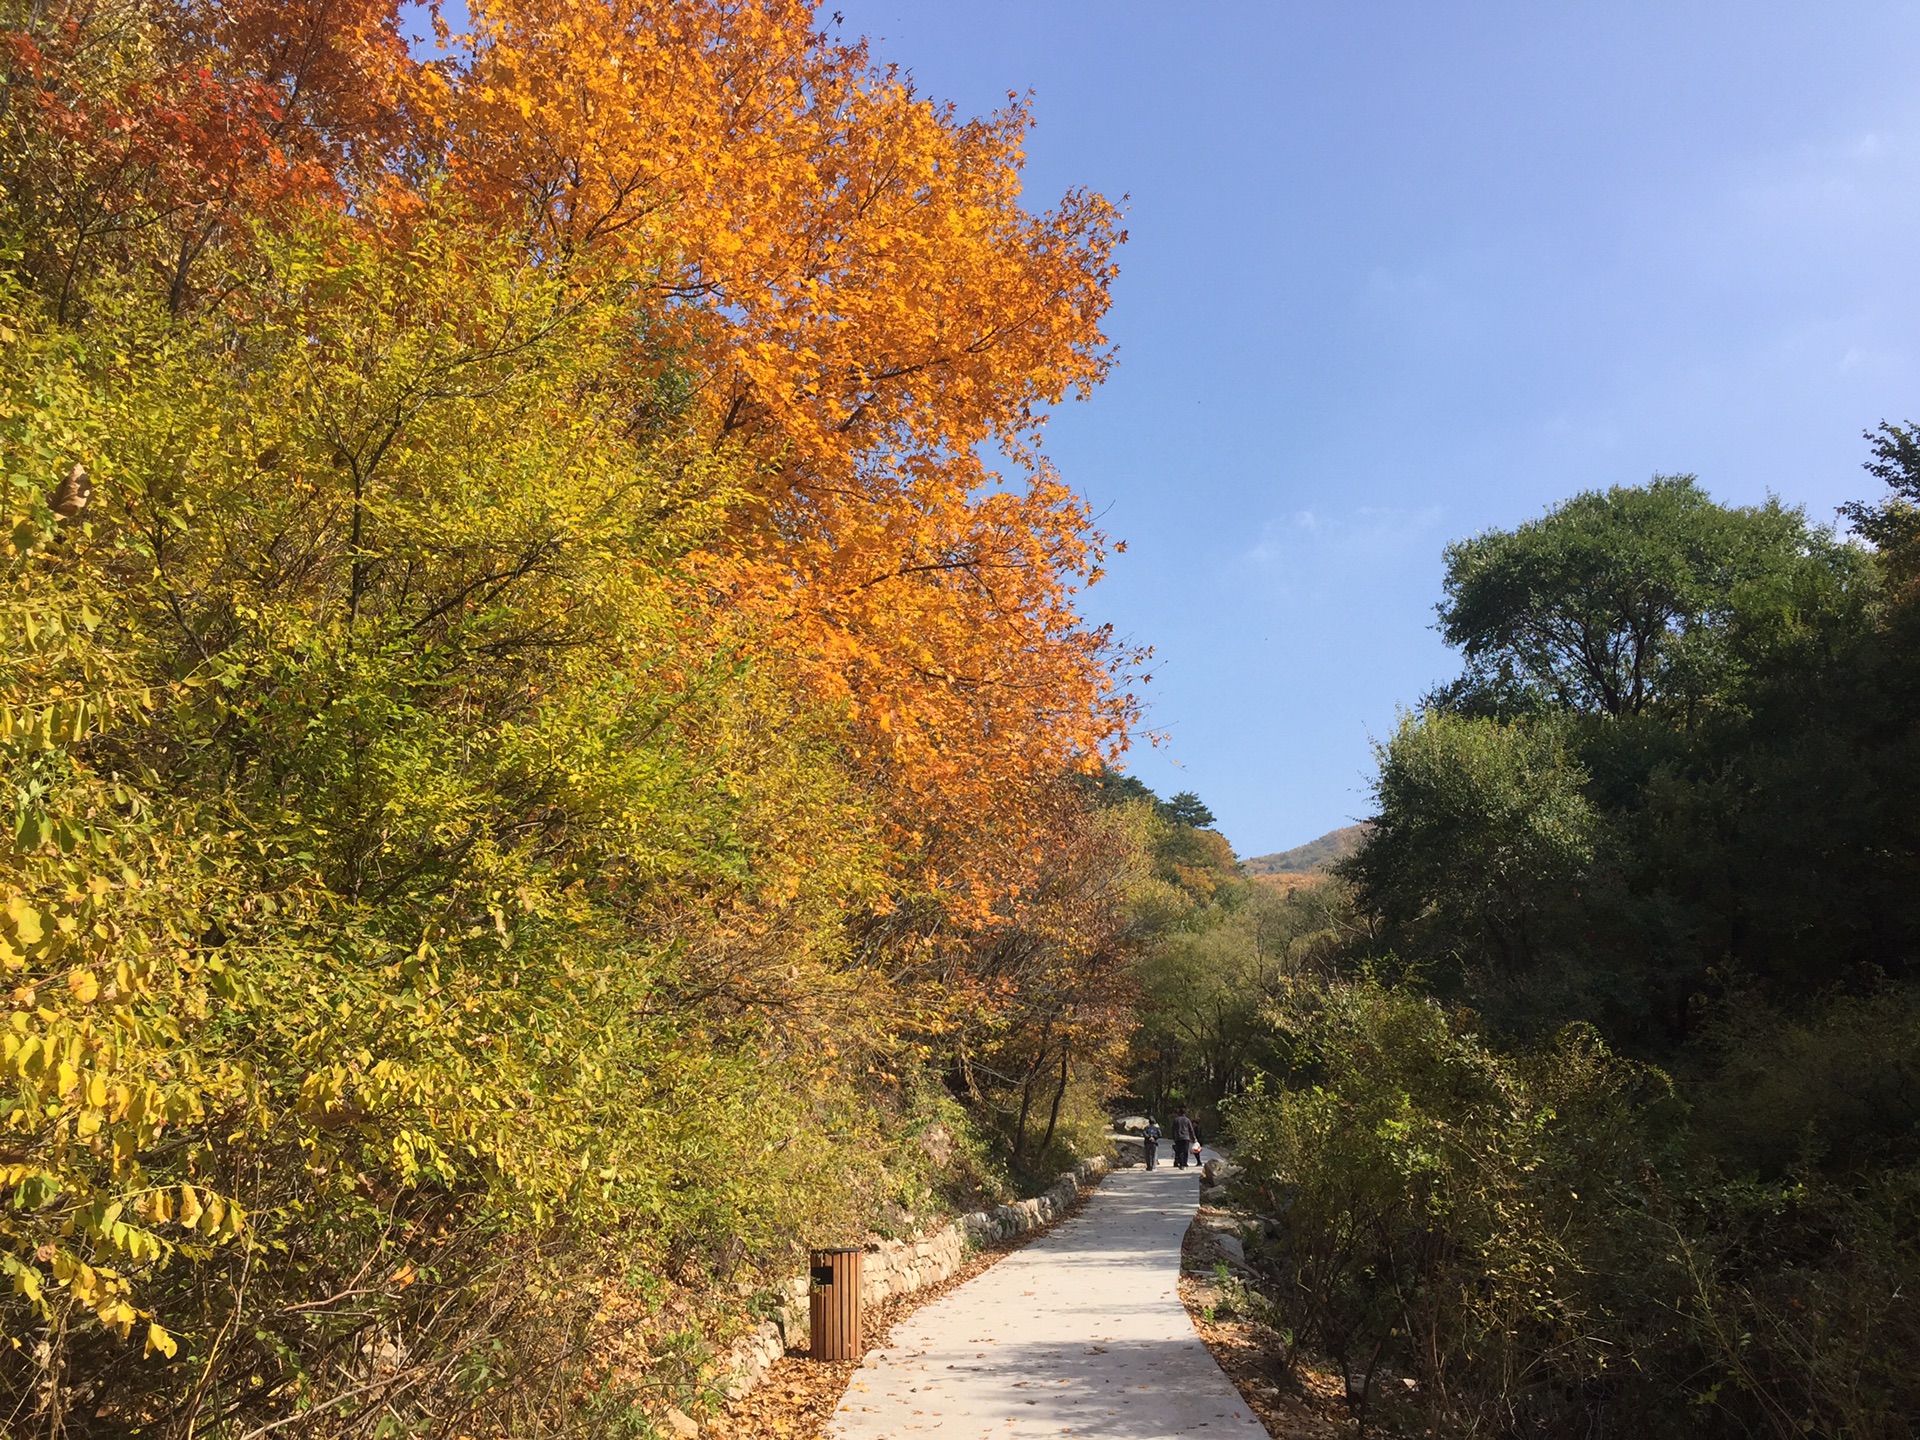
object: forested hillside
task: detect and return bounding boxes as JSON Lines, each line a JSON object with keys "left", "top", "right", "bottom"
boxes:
{"left": 1201, "top": 468, "right": 1920, "bottom": 1438}
{"left": 0, "top": 3, "right": 1162, "bottom": 1434}
{"left": 1241, "top": 823, "right": 1371, "bottom": 876}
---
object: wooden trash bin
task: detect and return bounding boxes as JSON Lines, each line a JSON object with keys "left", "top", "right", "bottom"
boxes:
{"left": 808, "top": 1247, "right": 864, "bottom": 1361}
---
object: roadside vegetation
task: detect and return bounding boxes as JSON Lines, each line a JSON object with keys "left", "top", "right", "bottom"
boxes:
{"left": 1175, "top": 463, "right": 1920, "bottom": 1438}
{"left": 0, "top": 3, "right": 1164, "bottom": 1434}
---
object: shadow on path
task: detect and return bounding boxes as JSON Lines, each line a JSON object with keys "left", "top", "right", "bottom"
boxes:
{"left": 826, "top": 1161, "right": 1265, "bottom": 1438}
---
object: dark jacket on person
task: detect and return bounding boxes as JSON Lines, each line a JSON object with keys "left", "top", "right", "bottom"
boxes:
{"left": 1173, "top": 1113, "right": 1197, "bottom": 1148}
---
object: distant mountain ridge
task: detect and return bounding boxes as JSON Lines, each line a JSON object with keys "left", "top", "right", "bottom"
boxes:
{"left": 1243, "top": 822, "right": 1372, "bottom": 875}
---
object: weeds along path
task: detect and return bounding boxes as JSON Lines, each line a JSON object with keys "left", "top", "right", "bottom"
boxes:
{"left": 825, "top": 1161, "right": 1265, "bottom": 1438}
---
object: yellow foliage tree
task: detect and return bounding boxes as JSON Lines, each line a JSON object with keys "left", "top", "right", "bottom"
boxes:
{"left": 0, "top": 1, "right": 1145, "bottom": 1431}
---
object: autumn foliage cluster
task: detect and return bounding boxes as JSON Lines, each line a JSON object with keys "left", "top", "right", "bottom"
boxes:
{"left": 0, "top": 2, "right": 1149, "bottom": 1433}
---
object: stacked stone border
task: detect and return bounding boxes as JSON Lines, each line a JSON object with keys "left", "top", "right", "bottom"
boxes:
{"left": 720, "top": 1156, "right": 1111, "bottom": 1402}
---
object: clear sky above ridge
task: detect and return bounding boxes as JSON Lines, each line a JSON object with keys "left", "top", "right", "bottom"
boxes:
{"left": 830, "top": 1, "right": 1920, "bottom": 858}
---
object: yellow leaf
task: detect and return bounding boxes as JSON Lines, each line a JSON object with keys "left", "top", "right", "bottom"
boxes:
{"left": 68, "top": 1261, "right": 99, "bottom": 1304}
{"left": 145, "top": 1322, "right": 178, "bottom": 1359}
{"left": 69, "top": 970, "right": 99, "bottom": 1004}
{"left": 6, "top": 900, "right": 41, "bottom": 947}
{"left": 8, "top": 1260, "right": 40, "bottom": 1302}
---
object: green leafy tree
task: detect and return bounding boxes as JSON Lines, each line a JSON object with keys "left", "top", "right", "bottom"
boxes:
{"left": 1341, "top": 710, "right": 1605, "bottom": 1021}
{"left": 1843, "top": 422, "right": 1920, "bottom": 583}
{"left": 1129, "top": 879, "right": 1347, "bottom": 1124}
{"left": 1362, "top": 474, "right": 1908, "bottom": 1047}
{"left": 1161, "top": 457, "right": 1920, "bottom": 1440}
{"left": 1436, "top": 475, "right": 1846, "bottom": 722}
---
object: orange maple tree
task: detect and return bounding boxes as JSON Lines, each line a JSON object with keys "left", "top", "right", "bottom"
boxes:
{"left": 439, "top": 0, "right": 1136, "bottom": 909}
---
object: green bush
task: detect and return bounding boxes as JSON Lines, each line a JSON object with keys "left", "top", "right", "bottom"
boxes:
{"left": 1228, "top": 980, "right": 1678, "bottom": 1432}
{"left": 1227, "top": 979, "right": 1920, "bottom": 1439}
{"left": 1691, "top": 986, "right": 1920, "bottom": 1176}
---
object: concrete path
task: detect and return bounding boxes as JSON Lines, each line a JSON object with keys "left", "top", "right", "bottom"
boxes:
{"left": 825, "top": 1158, "right": 1265, "bottom": 1439}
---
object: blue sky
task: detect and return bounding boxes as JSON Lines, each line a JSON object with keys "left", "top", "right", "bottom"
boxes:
{"left": 832, "top": 1, "right": 1920, "bottom": 857}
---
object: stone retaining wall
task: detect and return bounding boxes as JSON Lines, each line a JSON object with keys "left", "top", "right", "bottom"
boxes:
{"left": 720, "top": 1155, "right": 1110, "bottom": 1402}
{"left": 958, "top": 1156, "right": 1105, "bottom": 1245}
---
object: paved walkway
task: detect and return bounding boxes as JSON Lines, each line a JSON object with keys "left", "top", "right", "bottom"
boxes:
{"left": 825, "top": 1158, "right": 1265, "bottom": 1439}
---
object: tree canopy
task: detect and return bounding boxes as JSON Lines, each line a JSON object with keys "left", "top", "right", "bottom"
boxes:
{"left": 1435, "top": 475, "right": 1855, "bottom": 722}
{"left": 1159, "top": 790, "right": 1218, "bottom": 828}
{"left": 1218, "top": 458, "right": 1920, "bottom": 1439}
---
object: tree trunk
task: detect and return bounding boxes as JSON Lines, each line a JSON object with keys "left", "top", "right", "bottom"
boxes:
{"left": 1013, "top": 1056, "right": 1040, "bottom": 1163}
{"left": 1012, "top": 1022, "right": 1054, "bottom": 1164}
{"left": 1038, "top": 1044, "right": 1071, "bottom": 1160}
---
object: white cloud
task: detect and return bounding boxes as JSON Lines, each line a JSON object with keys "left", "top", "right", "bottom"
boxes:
{"left": 1242, "top": 503, "right": 1446, "bottom": 570}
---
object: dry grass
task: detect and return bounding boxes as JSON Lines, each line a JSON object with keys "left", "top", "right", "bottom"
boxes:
{"left": 1246, "top": 871, "right": 1331, "bottom": 896}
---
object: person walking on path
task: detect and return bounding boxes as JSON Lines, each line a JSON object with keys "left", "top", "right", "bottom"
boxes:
{"left": 1141, "top": 1118, "right": 1161, "bottom": 1169}
{"left": 1172, "top": 1106, "right": 1197, "bottom": 1170}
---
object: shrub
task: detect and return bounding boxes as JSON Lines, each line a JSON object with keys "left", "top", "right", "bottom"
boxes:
{"left": 1227, "top": 978, "right": 1920, "bottom": 1439}
{"left": 1228, "top": 980, "right": 1679, "bottom": 1433}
